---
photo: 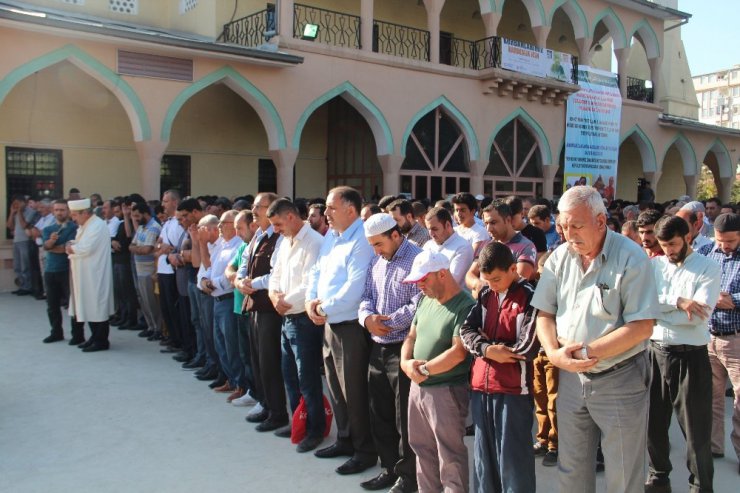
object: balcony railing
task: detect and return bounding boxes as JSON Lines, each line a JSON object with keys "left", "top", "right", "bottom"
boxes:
{"left": 222, "top": 8, "right": 275, "bottom": 48}
{"left": 626, "top": 76, "right": 654, "bottom": 103}
{"left": 373, "top": 20, "right": 430, "bottom": 62}
{"left": 293, "top": 3, "right": 360, "bottom": 49}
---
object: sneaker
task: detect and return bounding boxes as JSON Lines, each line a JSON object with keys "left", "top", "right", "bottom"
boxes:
{"left": 542, "top": 449, "right": 558, "bottom": 467}
{"left": 246, "top": 403, "right": 265, "bottom": 419}
{"left": 232, "top": 393, "right": 258, "bottom": 407}
{"left": 533, "top": 442, "right": 548, "bottom": 456}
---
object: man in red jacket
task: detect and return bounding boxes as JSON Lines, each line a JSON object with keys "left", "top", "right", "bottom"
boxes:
{"left": 460, "top": 241, "right": 540, "bottom": 493}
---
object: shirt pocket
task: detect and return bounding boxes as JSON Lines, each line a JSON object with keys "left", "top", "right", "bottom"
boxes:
{"left": 591, "top": 284, "right": 618, "bottom": 321}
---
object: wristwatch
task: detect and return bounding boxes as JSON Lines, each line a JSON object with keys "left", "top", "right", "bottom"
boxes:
{"left": 418, "top": 364, "right": 430, "bottom": 376}
{"left": 317, "top": 304, "right": 327, "bottom": 317}
{"left": 581, "top": 346, "right": 589, "bottom": 360}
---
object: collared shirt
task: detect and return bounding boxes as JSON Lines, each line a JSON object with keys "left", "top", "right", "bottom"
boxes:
{"left": 131, "top": 218, "right": 161, "bottom": 277}
{"left": 235, "top": 225, "right": 283, "bottom": 291}
{"left": 157, "top": 216, "right": 185, "bottom": 275}
{"left": 106, "top": 216, "right": 122, "bottom": 238}
{"left": 544, "top": 222, "right": 559, "bottom": 251}
{"left": 269, "top": 223, "right": 324, "bottom": 316}
{"left": 41, "top": 221, "right": 78, "bottom": 272}
{"left": 506, "top": 232, "right": 537, "bottom": 267}
{"left": 229, "top": 242, "right": 248, "bottom": 314}
{"left": 532, "top": 229, "right": 659, "bottom": 373}
{"left": 406, "top": 222, "right": 431, "bottom": 249}
{"left": 692, "top": 234, "right": 713, "bottom": 252}
{"left": 34, "top": 213, "right": 56, "bottom": 246}
{"left": 204, "top": 235, "right": 243, "bottom": 297}
{"left": 455, "top": 221, "right": 489, "bottom": 248}
{"left": 423, "top": 232, "right": 474, "bottom": 287}
{"left": 307, "top": 217, "right": 374, "bottom": 324}
{"left": 698, "top": 243, "right": 740, "bottom": 335}
{"left": 358, "top": 239, "right": 423, "bottom": 344}
{"left": 650, "top": 252, "right": 721, "bottom": 345}
{"left": 196, "top": 242, "right": 215, "bottom": 293}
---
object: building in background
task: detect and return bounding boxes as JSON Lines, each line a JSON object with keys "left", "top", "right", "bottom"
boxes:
{"left": 694, "top": 65, "right": 740, "bottom": 130}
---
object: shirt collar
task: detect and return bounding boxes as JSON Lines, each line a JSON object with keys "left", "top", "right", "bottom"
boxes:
{"left": 335, "top": 217, "right": 363, "bottom": 241}
{"left": 295, "top": 223, "right": 310, "bottom": 241}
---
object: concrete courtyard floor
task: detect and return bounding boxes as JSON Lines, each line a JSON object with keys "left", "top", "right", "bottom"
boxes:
{"left": 1, "top": 292, "right": 738, "bottom": 493}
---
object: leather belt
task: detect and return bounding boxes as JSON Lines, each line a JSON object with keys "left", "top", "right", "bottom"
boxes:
{"left": 583, "top": 351, "right": 645, "bottom": 379}
{"left": 650, "top": 341, "right": 705, "bottom": 353}
{"left": 214, "top": 292, "right": 234, "bottom": 302}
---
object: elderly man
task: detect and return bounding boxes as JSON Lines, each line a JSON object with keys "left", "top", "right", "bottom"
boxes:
{"left": 677, "top": 202, "right": 714, "bottom": 252}
{"left": 66, "top": 198, "right": 115, "bottom": 352}
{"left": 697, "top": 213, "right": 740, "bottom": 472}
{"left": 531, "top": 186, "right": 659, "bottom": 493}
{"left": 267, "top": 199, "right": 325, "bottom": 451}
{"left": 423, "top": 207, "right": 474, "bottom": 287}
{"left": 646, "top": 216, "right": 721, "bottom": 493}
{"left": 306, "top": 186, "right": 377, "bottom": 475}
{"left": 401, "top": 251, "right": 475, "bottom": 492}
{"left": 358, "top": 213, "right": 422, "bottom": 492}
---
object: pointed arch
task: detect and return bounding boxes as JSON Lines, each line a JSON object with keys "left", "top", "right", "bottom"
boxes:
{"left": 500, "top": 0, "right": 547, "bottom": 26}
{"left": 701, "top": 138, "right": 733, "bottom": 178}
{"left": 401, "top": 96, "right": 480, "bottom": 161}
{"left": 662, "top": 133, "right": 697, "bottom": 176}
{"left": 292, "top": 81, "right": 393, "bottom": 155}
{"left": 0, "top": 44, "right": 150, "bottom": 141}
{"left": 549, "top": 0, "right": 588, "bottom": 39}
{"left": 591, "top": 7, "right": 627, "bottom": 50}
{"left": 479, "top": 0, "right": 497, "bottom": 15}
{"left": 629, "top": 19, "right": 660, "bottom": 59}
{"left": 620, "top": 125, "right": 656, "bottom": 172}
{"left": 161, "top": 66, "right": 285, "bottom": 149}
{"left": 487, "top": 107, "right": 552, "bottom": 164}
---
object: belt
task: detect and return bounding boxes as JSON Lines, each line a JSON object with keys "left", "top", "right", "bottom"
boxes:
{"left": 583, "top": 351, "right": 644, "bottom": 379}
{"left": 285, "top": 312, "right": 308, "bottom": 320}
{"left": 214, "top": 292, "right": 234, "bottom": 302}
{"left": 710, "top": 328, "right": 740, "bottom": 337}
{"left": 650, "top": 341, "right": 705, "bottom": 353}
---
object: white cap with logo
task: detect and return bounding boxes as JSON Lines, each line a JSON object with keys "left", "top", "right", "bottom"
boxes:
{"left": 403, "top": 250, "right": 450, "bottom": 284}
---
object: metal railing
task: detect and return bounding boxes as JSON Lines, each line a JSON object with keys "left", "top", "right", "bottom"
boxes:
{"left": 373, "top": 20, "right": 430, "bottom": 62}
{"left": 626, "top": 76, "right": 654, "bottom": 103}
{"left": 293, "top": 3, "right": 360, "bottom": 49}
{"left": 222, "top": 8, "right": 275, "bottom": 47}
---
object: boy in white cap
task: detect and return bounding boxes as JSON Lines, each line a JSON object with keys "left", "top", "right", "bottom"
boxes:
{"left": 401, "top": 250, "right": 475, "bottom": 492}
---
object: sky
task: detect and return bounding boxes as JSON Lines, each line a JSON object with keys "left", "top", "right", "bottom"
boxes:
{"left": 679, "top": 0, "right": 740, "bottom": 76}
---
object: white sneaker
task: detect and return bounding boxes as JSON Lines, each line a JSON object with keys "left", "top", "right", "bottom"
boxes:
{"left": 246, "top": 402, "right": 264, "bottom": 418}
{"left": 232, "top": 393, "right": 257, "bottom": 407}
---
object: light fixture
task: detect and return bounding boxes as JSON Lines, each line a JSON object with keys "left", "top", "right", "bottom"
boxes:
{"left": 594, "top": 43, "right": 603, "bottom": 52}
{"left": 302, "top": 23, "right": 319, "bottom": 41}
{"left": 517, "top": 23, "right": 527, "bottom": 32}
{"left": 472, "top": 9, "right": 481, "bottom": 19}
{"left": 558, "top": 34, "right": 567, "bottom": 43}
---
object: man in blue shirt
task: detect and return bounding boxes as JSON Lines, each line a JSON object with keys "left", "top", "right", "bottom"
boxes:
{"left": 306, "top": 186, "right": 377, "bottom": 475}
{"left": 41, "top": 199, "right": 78, "bottom": 343}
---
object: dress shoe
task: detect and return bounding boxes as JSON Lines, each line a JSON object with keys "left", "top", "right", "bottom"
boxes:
{"left": 82, "top": 342, "right": 110, "bottom": 352}
{"left": 43, "top": 333, "right": 64, "bottom": 343}
{"left": 533, "top": 441, "right": 547, "bottom": 456}
{"left": 121, "top": 322, "right": 146, "bottom": 331}
{"left": 182, "top": 359, "right": 204, "bottom": 370}
{"left": 314, "top": 442, "right": 354, "bottom": 459}
{"left": 644, "top": 480, "right": 671, "bottom": 493}
{"left": 336, "top": 457, "right": 376, "bottom": 476}
{"left": 255, "top": 417, "right": 289, "bottom": 432}
{"left": 78, "top": 339, "right": 94, "bottom": 349}
{"left": 273, "top": 424, "right": 292, "bottom": 438}
{"left": 208, "top": 377, "right": 227, "bottom": 389}
{"left": 194, "top": 365, "right": 214, "bottom": 377}
{"left": 226, "top": 387, "right": 245, "bottom": 403}
{"left": 138, "top": 329, "right": 153, "bottom": 338}
{"left": 172, "top": 351, "right": 191, "bottom": 362}
{"left": 195, "top": 369, "right": 219, "bottom": 381}
{"left": 160, "top": 346, "right": 179, "bottom": 354}
{"left": 542, "top": 450, "right": 558, "bottom": 467}
{"left": 109, "top": 318, "right": 123, "bottom": 326}
{"left": 159, "top": 338, "right": 172, "bottom": 346}
{"left": 245, "top": 405, "right": 268, "bottom": 423}
{"left": 11, "top": 289, "right": 22, "bottom": 294}
{"left": 147, "top": 332, "right": 163, "bottom": 341}
{"left": 360, "top": 471, "right": 398, "bottom": 491}
{"left": 14, "top": 289, "right": 32, "bottom": 296}
{"left": 213, "top": 381, "right": 233, "bottom": 393}
{"left": 69, "top": 337, "right": 85, "bottom": 346}
{"left": 388, "top": 476, "right": 417, "bottom": 493}
{"left": 296, "top": 435, "right": 323, "bottom": 453}
{"left": 34, "top": 294, "right": 46, "bottom": 300}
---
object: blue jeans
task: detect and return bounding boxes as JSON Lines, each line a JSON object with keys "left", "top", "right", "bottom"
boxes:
{"left": 236, "top": 313, "right": 258, "bottom": 397}
{"left": 13, "top": 240, "right": 32, "bottom": 290}
{"left": 197, "top": 290, "right": 217, "bottom": 370}
{"left": 281, "top": 313, "right": 325, "bottom": 438}
{"left": 471, "top": 391, "right": 535, "bottom": 493}
{"left": 187, "top": 281, "right": 206, "bottom": 364}
{"left": 213, "top": 297, "right": 243, "bottom": 387}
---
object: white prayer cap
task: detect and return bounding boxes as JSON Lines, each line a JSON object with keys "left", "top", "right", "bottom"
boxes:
{"left": 68, "top": 198, "right": 91, "bottom": 211}
{"left": 680, "top": 201, "right": 705, "bottom": 213}
{"left": 474, "top": 194, "right": 485, "bottom": 201}
{"left": 403, "top": 250, "right": 450, "bottom": 284}
{"left": 364, "top": 213, "right": 397, "bottom": 237}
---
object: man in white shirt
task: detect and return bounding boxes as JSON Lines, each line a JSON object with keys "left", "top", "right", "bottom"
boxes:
{"left": 646, "top": 215, "right": 721, "bottom": 493}
{"left": 451, "top": 193, "right": 489, "bottom": 256}
{"left": 267, "top": 199, "right": 325, "bottom": 453}
{"left": 423, "top": 207, "right": 474, "bottom": 287}
{"left": 676, "top": 202, "right": 713, "bottom": 251}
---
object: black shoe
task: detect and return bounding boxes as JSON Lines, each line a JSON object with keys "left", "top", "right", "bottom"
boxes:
{"left": 533, "top": 442, "right": 548, "bottom": 456}
{"left": 148, "top": 332, "right": 163, "bottom": 341}
{"left": 43, "top": 333, "right": 64, "bottom": 343}
{"left": 296, "top": 435, "right": 323, "bottom": 453}
{"left": 182, "top": 359, "right": 204, "bottom": 370}
{"left": 172, "top": 351, "right": 191, "bottom": 362}
{"left": 138, "top": 329, "right": 153, "bottom": 338}
{"left": 208, "top": 377, "right": 227, "bottom": 389}
{"left": 78, "top": 339, "right": 94, "bottom": 349}
{"left": 195, "top": 369, "right": 219, "bottom": 381}
{"left": 644, "top": 479, "right": 671, "bottom": 493}
{"left": 34, "top": 294, "right": 46, "bottom": 300}
{"left": 256, "top": 417, "right": 289, "bottom": 432}
{"left": 273, "top": 424, "right": 292, "bottom": 438}
{"left": 245, "top": 409, "right": 269, "bottom": 423}
{"left": 14, "top": 289, "right": 32, "bottom": 296}
{"left": 314, "top": 442, "right": 354, "bottom": 459}
{"left": 69, "top": 337, "right": 85, "bottom": 346}
{"left": 194, "top": 365, "right": 214, "bottom": 376}
{"left": 712, "top": 452, "right": 724, "bottom": 459}
{"left": 388, "top": 476, "right": 417, "bottom": 493}
{"left": 11, "top": 289, "right": 22, "bottom": 294}
{"left": 82, "top": 342, "right": 110, "bottom": 352}
{"left": 159, "top": 338, "right": 172, "bottom": 346}
{"left": 542, "top": 450, "right": 558, "bottom": 467}
{"left": 336, "top": 457, "right": 376, "bottom": 476}
{"left": 360, "top": 471, "right": 398, "bottom": 491}
{"left": 109, "top": 318, "right": 123, "bottom": 326}
{"left": 160, "top": 346, "right": 179, "bottom": 354}
{"left": 121, "top": 323, "right": 146, "bottom": 331}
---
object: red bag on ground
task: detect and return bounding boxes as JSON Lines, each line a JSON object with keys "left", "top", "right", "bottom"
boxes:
{"left": 291, "top": 395, "right": 333, "bottom": 444}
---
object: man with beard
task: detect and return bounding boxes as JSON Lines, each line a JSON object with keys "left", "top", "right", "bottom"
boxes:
{"left": 387, "top": 199, "right": 430, "bottom": 249}
{"left": 637, "top": 209, "right": 665, "bottom": 258}
{"left": 307, "top": 203, "right": 329, "bottom": 236}
{"left": 676, "top": 202, "right": 714, "bottom": 251}
{"left": 646, "top": 216, "right": 721, "bottom": 493}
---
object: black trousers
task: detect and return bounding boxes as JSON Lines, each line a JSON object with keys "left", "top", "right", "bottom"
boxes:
{"left": 324, "top": 320, "right": 376, "bottom": 461}
{"left": 44, "top": 270, "right": 69, "bottom": 336}
{"left": 250, "top": 311, "right": 287, "bottom": 421}
{"left": 29, "top": 242, "right": 44, "bottom": 296}
{"left": 158, "top": 273, "right": 181, "bottom": 346}
{"left": 113, "top": 262, "right": 138, "bottom": 325}
{"left": 71, "top": 318, "right": 110, "bottom": 344}
{"left": 647, "top": 342, "right": 714, "bottom": 491}
{"left": 368, "top": 341, "right": 415, "bottom": 480}
{"left": 177, "top": 294, "right": 195, "bottom": 356}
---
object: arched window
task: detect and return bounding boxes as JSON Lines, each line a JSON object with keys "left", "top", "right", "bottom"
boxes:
{"left": 484, "top": 119, "right": 543, "bottom": 197}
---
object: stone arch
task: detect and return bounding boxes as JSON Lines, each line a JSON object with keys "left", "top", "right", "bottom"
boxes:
{"left": 292, "top": 81, "right": 393, "bottom": 155}
{"left": 662, "top": 133, "right": 697, "bottom": 176}
{"left": 0, "top": 44, "right": 150, "bottom": 141}
{"left": 591, "top": 7, "right": 627, "bottom": 50}
{"left": 701, "top": 138, "right": 733, "bottom": 178}
{"left": 500, "top": 0, "right": 547, "bottom": 26}
{"left": 161, "top": 66, "right": 286, "bottom": 150}
{"left": 487, "top": 107, "right": 552, "bottom": 164}
{"left": 629, "top": 19, "right": 660, "bottom": 59}
{"left": 401, "top": 96, "right": 480, "bottom": 161}
{"left": 620, "top": 125, "right": 657, "bottom": 172}
{"left": 549, "top": 0, "right": 588, "bottom": 39}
